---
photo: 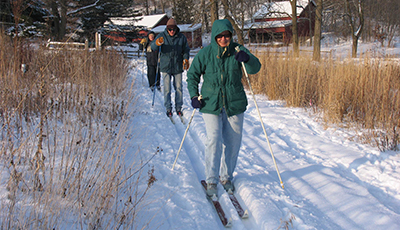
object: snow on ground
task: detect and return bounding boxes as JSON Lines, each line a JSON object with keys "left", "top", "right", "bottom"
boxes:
{"left": 127, "top": 46, "right": 400, "bottom": 229}
{"left": 2, "top": 35, "right": 397, "bottom": 229}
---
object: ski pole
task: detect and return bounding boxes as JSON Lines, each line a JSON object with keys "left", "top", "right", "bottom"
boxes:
{"left": 235, "top": 46, "right": 284, "bottom": 189}
{"left": 152, "top": 46, "right": 161, "bottom": 107}
{"left": 172, "top": 96, "right": 202, "bottom": 170}
{"left": 141, "top": 50, "right": 145, "bottom": 86}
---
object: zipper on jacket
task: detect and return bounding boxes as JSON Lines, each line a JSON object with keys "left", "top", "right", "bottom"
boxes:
{"left": 221, "top": 73, "right": 226, "bottom": 111}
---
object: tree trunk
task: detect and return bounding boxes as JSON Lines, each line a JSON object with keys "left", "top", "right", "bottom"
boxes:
{"left": 352, "top": 34, "right": 358, "bottom": 57}
{"left": 313, "top": 0, "right": 322, "bottom": 61}
{"left": 290, "top": 0, "right": 299, "bottom": 57}
{"left": 210, "top": 0, "right": 218, "bottom": 24}
{"left": 345, "top": 0, "right": 364, "bottom": 58}
{"left": 201, "top": 0, "right": 210, "bottom": 32}
{"left": 144, "top": 0, "right": 149, "bottom": 15}
{"left": 220, "top": 0, "right": 244, "bottom": 45}
{"left": 160, "top": 0, "right": 166, "bottom": 13}
{"left": 50, "top": 0, "right": 60, "bottom": 40}
{"left": 59, "top": 0, "right": 67, "bottom": 40}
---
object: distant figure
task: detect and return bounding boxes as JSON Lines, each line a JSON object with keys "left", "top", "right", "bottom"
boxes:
{"left": 141, "top": 31, "right": 160, "bottom": 91}
{"left": 151, "top": 18, "right": 190, "bottom": 117}
{"left": 187, "top": 19, "right": 261, "bottom": 198}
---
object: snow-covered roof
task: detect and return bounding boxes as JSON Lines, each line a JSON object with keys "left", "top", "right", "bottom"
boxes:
{"left": 105, "top": 14, "right": 168, "bottom": 29}
{"left": 244, "top": 20, "right": 292, "bottom": 30}
{"left": 253, "top": 0, "right": 310, "bottom": 19}
{"left": 152, "top": 24, "right": 202, "bottom": 33}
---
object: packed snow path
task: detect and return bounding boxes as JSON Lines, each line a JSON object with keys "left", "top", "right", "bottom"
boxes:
{"left": 129, "top": 58, "right": 400, "bottom": 230}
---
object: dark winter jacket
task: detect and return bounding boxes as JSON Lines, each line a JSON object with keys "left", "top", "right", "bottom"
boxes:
{"left": 187, "top": 19, "right": 261, "bottom": 117}
{"left": 151, "top": 27, "right": 190, "bottom": 74}
{"left": 142, "top": 32, "right": 159, "bottom": 66}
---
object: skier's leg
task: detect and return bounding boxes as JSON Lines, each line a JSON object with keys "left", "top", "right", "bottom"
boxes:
{"left": 220, "top": 111, "right": 244, "bottom": 182}
{"left": 148, "top": 65, "right": 156, "bottom": 88}
{"left": 203, "top": 112, "right": 223, "bottom": 185}
{"left": 173, "top": 73, "right": 183, "bottom": 112}
{"left": 163, "top": 72, "right": 172, "bottom": 111}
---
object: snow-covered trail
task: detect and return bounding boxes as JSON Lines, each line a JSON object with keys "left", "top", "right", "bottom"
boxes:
{"left": 129, "top": 59, "right": 400, "bottom": 230}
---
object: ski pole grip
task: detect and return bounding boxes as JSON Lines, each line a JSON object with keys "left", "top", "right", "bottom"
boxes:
{"left": 235, "top": 46, "right": 240, "bottom": 52}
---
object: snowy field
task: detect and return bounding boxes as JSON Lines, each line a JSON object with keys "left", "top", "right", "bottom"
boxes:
{"left": 128, "top": 36, "right": 400, "bottom": 229}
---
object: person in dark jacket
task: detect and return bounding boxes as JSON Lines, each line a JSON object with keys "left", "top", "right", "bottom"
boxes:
{"left": 187, "top": 19, "right": 261, "bottom": 198}
{"left": 141, "top": 31, "right": 161, "bottom": 91}
{"left": 151, "top": 18, "right": 190, "bottom": 117}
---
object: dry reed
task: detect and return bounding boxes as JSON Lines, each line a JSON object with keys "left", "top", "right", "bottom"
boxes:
{"left": 251, "top": 49, "right": 400, "bottom": 151}
{"left": 0, "top": 32, "right": 157, "bottom": 229}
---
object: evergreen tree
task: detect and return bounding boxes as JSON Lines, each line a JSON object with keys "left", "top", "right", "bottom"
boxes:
{"left": 73, "top": 0, "right": 140, "bottom": 41}
{"left": 0, "top": 0, "right": 47, "bottom": 37}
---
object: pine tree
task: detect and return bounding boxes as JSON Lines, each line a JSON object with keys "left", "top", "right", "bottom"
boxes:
{"left": 73, "top": 0, "right": 140, "bottom": 41}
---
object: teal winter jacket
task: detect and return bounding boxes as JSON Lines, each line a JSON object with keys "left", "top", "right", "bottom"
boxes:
{"left": 187, "top": 19, "right": 261, "bottom": 117}
{"left": 151, "top": 27, "right": 190, "bottom": 75}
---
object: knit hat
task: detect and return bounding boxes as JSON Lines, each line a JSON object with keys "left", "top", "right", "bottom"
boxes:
{"left": 167, "top": 18, "right": 177, "bottom": 27}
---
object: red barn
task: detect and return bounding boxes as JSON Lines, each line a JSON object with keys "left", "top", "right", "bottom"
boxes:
{"left": 104, "top": 14, "right": 169, "bottom": 44}
{"left": 245, "top": 0, "right": 315, "bottom": 45}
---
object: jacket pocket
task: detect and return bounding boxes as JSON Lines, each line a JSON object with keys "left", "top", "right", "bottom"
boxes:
{"left": 226, "top": 85, "right": 247, "bottom": 112}
{"left": 201, "top": 85, "right": 220, "bottom": 112}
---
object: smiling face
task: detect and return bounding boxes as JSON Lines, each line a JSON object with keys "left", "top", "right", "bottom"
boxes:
{"left": 216, "top": 31, "right": 232, "bottom": 47}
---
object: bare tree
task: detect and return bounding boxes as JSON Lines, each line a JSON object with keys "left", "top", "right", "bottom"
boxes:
{"left": 202, "top": 0, "right": 210, "bottom": 32}
{"left": 344, "top": 0, "right": 364, "bottom": 58}
{"left": 366, "top": 0, "right": 400, "bottom": 47}
{"left": 313, "top": 0, "right": 322, "bottom": 61}
{"left": 381, "top": 0, "right": 400, "bottom": 47}
{"left": 59, "top": 0, "right": 67, "bottom": 39}
{"left": 173, "top": 0, "right": 195, "bottom": 23}
{"left": 210, "top": 0, "right": 219, "bottom": 24}
{"left": 143, "top": 0, "right": 150, "bottom": 15}
{"left": 219, "top": 0, "right": 263, "bottom": 45}
{"left": 159, "top": 0, "right": 168, "bottom": 13}
{"left": 220, "top": 0, "right": 244, "bottom": 44}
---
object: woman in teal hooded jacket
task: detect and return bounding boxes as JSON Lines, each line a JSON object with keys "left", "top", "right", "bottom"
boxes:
{"left": 187, "top": 19, "right": 261, "bottom": 197}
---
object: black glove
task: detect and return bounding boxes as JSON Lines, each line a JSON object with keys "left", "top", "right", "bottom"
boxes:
{"left": 235, "top": 50, "right": 250, "bottom": 63}
{"left": 191, "top": 96, "right": 202, "bottom": 108}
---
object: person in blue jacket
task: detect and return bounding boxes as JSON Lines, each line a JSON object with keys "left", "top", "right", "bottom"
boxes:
{"left": 151, "top": 18, "right": 190, "bottom": 117}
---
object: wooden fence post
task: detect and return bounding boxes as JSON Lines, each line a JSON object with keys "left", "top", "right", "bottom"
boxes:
{"left": 95, "top": 32, "right": 101, "bottom": 50}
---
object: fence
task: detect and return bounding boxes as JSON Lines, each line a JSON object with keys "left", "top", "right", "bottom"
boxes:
{"left": 46, "top": 39, "right": 89, "bottom": 50}
{"left": 115, "top": 48, "right": 200, "bottom": 59}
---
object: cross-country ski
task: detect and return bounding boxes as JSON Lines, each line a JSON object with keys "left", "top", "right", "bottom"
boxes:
{"left": 201, "top": 180, "right": 232, "bottom": 228}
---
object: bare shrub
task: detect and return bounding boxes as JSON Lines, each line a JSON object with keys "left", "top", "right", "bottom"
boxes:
{"left": 0, "top": 31, "right": 156, "bottom": 229}
{"left": 277, "top": 211, "right": 296, "bottom": 230}
{"left": 252, "top": 49, "right": 400, "bottom": 151}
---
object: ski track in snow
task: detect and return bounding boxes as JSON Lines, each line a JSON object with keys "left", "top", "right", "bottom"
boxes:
{"left": 129, "top": 58, "right": 400, "bottom": 230}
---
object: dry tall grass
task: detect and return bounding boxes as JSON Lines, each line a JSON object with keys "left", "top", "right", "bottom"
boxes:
{"left": 0, "top": 33, "right": 157, "bottom": 229}
{"left": 251, "top": 50, "right": 400, "bottom": 151}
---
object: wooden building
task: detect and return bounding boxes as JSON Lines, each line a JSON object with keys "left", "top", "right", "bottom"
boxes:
{"left": 245, "top": 0, "right": 315, "bottom": 45}
{"left": 104, "top": 14, "right": 169, "bottom": 43}
{"left": 152, "top": 24, "right": 202, "bottom": 49}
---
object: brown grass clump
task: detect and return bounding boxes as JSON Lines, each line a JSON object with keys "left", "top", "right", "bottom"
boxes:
{"left": 0, "top": 32, "right": 157, "bottom": 229}
{"left": 251, "top": 49, "right": 400, "bottom": 151}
